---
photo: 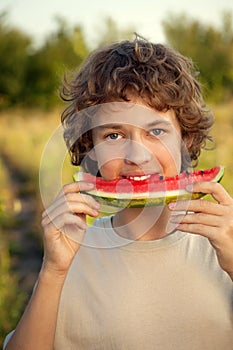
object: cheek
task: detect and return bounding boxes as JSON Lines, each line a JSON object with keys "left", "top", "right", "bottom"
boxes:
{"left": 93, "top": 144, "right": 123, "bottom": 180}
{"left": 98, "top": 160, "right": 121, "bottom": 180}
{"left": 153, "top": 139, "right": 182, "bottom": 176}
{"left": 94, "top": 145, "right": 124, "bottom": 167}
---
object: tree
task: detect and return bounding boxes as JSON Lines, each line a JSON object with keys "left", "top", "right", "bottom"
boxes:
{"left": 21, "top": 17, "right": 90, "bottom": 108}
{"left": 94, "top": 16, "right": 137, "bottom": 46}
{"left": 162, "top": 12, "right": 233, "bottom": 102}
{"left": 0, "top": 13, "right": 32, "bottom": 107}
{"left": 0, "top": 13, "right": 138, "bottom": 108}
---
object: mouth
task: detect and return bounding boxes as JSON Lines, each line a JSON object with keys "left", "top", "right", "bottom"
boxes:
{"left": 121, "top": 174, "right": 153, "bottom": 181}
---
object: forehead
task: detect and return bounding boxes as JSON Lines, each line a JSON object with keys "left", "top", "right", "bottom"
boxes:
{"left": 90, "top": 102, "right": 178, "bottom": 130}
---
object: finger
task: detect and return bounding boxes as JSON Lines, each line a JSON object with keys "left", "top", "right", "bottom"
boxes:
{"left": 169, "top": 199, "right": 228, "bottom": 216}
{"left": 43, "top": 212, "right": 87, "bottom": 234}
{"left": 65, "top": 192, "right": 101, "bottom": 210}
{"left": 42, "top": 191, "right": 100, "bottom": 219}
{"left": 42, "top": 185, "right": 100, "bottom": 218}
{"left": 43, "top": 212, "right": 87, "bottom": 244}
{"left": 57, "top": 181, "right": 95, "bottom": 198}
{"left": 175, "top": 222, "right": 219, "bottom": 239}
{"left": 170, "top": 212, "right": 222, "bottom": 227}
{"left": 42, "top": 191, "right": 101, "bottom": 225}
{"left": 187, "top": 182, "right": 233, "bottom": 206}
{"left": 42, "top": 199, "right": 100, "bottom": 226}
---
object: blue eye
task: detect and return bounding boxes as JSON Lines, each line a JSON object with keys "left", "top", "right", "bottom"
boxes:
{"left": 150, "top": 129, "right": 165, "bottom": 136}
{"left": 106, "top": 133, "right": 122, "bottom": 141}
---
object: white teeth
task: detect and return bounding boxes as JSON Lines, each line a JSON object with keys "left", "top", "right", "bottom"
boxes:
{"left": 128, "top": 175, "right": 151, "bottom": 181}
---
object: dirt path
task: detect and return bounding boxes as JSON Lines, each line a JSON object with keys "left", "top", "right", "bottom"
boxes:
{"left": 1, "top": 153, "right": 43, "bottom": 295}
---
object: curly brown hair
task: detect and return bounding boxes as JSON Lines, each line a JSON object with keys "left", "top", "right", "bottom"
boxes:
{"left": 61, "top": 35, "right": 213, "bottom": 173}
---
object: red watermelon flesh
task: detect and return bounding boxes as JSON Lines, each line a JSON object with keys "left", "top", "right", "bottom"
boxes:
{"left": 74, "top": 166, "right": 224, "bottom": 207}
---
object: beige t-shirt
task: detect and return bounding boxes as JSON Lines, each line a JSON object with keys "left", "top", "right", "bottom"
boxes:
{"left": 54, "top": 216, "right": 233, "bottom": 350}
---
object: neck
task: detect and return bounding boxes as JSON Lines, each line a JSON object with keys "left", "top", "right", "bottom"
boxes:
{"left": 112, "top": 205, "right": 176, "bottom": 241}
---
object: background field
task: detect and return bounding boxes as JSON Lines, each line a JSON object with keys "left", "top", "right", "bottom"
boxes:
{"left": 0, "top": 102, "right": 233, "bottom": 347}
{"left": 0, "top": 8, "right": 233, "bottom": 348}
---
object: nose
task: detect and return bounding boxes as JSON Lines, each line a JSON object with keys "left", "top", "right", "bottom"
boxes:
{"left": 124, "top": 140, "right": 153, "bottom": 166}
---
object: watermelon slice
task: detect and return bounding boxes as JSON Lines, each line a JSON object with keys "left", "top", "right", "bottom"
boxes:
{"left": 73, "top": 166, "right": 224, "bottom": 208}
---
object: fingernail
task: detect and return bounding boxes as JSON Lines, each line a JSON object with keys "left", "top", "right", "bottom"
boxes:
{"left": 168, "top": 202, "right": 175, "bottom": 210}
{"left": 92, "top": 210, "right": 99, "bottom": 216}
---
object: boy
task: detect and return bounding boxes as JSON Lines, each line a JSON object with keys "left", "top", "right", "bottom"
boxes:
{"left": 4, "top": 36, "right": 233, "bottom": 350}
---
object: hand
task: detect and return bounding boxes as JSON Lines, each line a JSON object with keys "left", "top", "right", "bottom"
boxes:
{"left": 41, "top": 181, "right": 100, "bottom": 276}
{"left": 169, "top": 182, "right": 233, "bottom": 280}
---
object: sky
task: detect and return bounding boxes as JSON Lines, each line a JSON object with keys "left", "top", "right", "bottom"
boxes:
{"left": 1, "top": 0, "right": 233, "bottom": 47}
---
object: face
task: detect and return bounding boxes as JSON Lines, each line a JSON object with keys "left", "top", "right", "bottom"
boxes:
{"left": 90, "top": 102, "right": 182, "bottom": 181}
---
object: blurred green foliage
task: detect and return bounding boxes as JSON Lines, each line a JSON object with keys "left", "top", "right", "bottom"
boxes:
{"left": 0, "top": 231, "right": 26, "bottom": 347}
{"left": 0, "top": 11, "right": 232, "bottom": 109}
{"left": 0, "top": 13, "right": 31, "bottom": 107}
{"left": 0, "top": 162, "right": 26, "bottom": 348}
{"left": 0, "top": 14, "right": 136, "bottom": 109}
{"left": 163, "top": 12, "right": 233, "bottom": 102}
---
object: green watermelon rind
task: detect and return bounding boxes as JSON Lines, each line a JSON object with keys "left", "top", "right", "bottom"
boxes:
{"left": 74, "top": 166, "right": 224, "bottom": 208}
{"left": 85, "top": 192, "right": 205, "bottom": 208}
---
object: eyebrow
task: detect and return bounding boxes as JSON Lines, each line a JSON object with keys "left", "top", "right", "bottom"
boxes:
{"left": 94, "top": 120, "right": 172, "bottom": 131}
{"left": 95, "top": 124, "right": 123, "bottom": 130}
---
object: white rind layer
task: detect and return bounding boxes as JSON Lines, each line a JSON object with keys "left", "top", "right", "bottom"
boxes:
{"left": 86, "top": 188, "right": 189, "bottom": 199}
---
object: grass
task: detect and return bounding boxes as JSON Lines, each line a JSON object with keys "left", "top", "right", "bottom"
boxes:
{"left": 0, "top": 157, "right": 27, "bottom": 349}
